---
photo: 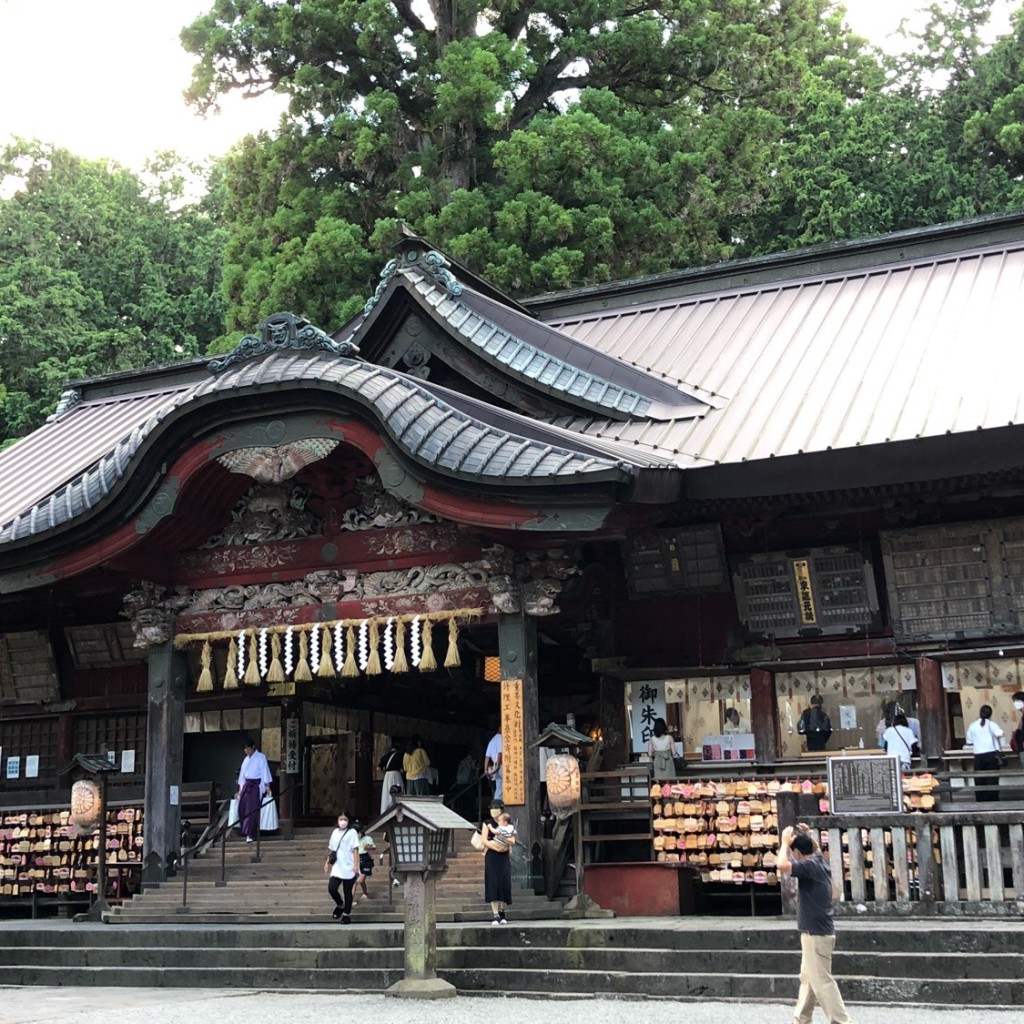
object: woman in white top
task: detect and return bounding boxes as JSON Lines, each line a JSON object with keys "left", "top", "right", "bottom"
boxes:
{"left": 324, "top": 811, "right": 360, "bottom": 922}
{"left": 881, "top": 714, "right": 917, "bottom": 769}
{"left": 965, "top": 704, "right": 1005, "bottom": 803}
{"left": 647, "top": 718, "right": 677, "bottom": 780}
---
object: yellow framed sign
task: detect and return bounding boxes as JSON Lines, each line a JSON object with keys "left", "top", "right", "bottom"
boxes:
{"left": 500, "top": 677, "right": 525, "bottom": 806}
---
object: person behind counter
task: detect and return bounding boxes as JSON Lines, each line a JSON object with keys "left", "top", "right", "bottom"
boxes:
{"left": 723, "top": 707, "right": 743, "bottom": 734}
{"left": 647, "top": 717, "right": 677, "bottom": 779}
{"left": 797, "top": 695, "right": 833, "bottom": 752}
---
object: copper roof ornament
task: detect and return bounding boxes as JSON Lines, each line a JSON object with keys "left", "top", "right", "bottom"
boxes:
{"left": 208, "top": 311, "right": 359, "bottom": 374}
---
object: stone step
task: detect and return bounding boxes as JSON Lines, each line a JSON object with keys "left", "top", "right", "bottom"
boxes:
{"left": 6, "top": 922, "right": 1018, "bottom": 954}
{"left": 0, "top": 960, "right": 1017, "bottom": 1005}
{"left": 3, "top": 943, "right": 1020, "bottom": 981}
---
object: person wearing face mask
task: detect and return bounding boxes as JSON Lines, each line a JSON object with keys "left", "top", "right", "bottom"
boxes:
{"left": 324, "top": 811, "right": 360, "bottom": 923}
{"left": 1011, "top": 692, "right": 1024, "bottom": 767}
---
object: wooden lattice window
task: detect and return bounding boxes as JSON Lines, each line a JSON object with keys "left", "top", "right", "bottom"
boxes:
{"left": 72, "top": 716, "right": 146, "bottom": 775}
{"left": 0, "top": 718, "right": 59, "bottom": 790}
{"left": 0, "top": 632, "right": 59, "bottom": 705}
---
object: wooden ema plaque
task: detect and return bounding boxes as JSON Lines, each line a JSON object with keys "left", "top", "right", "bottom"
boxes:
{"left": 500, "top": 677, "right": 525, "bottom": 806}
{"left": 827, "top": 755, "right": 903, "bottom": 814}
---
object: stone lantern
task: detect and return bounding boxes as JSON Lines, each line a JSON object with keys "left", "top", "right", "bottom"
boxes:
{"left": 64, "top": 753, "right": 119, "bottom": 921}
{"left": 368, "top": 796, "right": 475, "bottom": 999}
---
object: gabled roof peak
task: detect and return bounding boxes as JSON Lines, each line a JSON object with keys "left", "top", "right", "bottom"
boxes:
{"left": 363, "top": 246, "right": 463, "bottom": 317}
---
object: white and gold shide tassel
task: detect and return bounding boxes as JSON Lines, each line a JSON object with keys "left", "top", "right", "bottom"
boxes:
{"left": 174, "top": 608, "right": 482, "bottom": 691}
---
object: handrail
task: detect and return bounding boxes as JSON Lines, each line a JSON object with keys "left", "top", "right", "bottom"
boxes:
{"left": 179, "top": 779, "right": 302, "bottom": 909}
{"left": 444, "top": 771, "right": 491, "bottom": 821}
{"left": 547, "top": 816, "right": 575, "bottom": 900}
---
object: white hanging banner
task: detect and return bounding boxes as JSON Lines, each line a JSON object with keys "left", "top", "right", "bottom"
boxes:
{"left": 629, "top": 681, "right": 667, "bottom": 753}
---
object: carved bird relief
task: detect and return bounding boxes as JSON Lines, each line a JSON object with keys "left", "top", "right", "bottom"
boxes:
{"left": 217, "top": 439, "right": 340, "bottom": 484}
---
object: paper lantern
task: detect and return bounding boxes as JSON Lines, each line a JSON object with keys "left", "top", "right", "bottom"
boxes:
{"left": 545, "top": 753, "right": 581, "bottom": 820}
{"left": 70, "top": 779, "right": 102, "bottom": 836}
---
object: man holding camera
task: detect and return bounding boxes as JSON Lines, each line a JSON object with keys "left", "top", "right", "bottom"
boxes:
{"left": 777, "top": 823, "right": 854, "bottom": 1024}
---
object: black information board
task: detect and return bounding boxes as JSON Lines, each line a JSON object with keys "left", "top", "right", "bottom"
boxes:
{"left": 827, "top": 755, "right": 903, "bottom": 814}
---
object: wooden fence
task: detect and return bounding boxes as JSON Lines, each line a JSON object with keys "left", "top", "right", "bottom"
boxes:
{"left": 803, "top": 811, "right": 1024, "bottom": 916}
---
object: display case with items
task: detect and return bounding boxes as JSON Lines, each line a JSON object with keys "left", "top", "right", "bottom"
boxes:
{"left": 649, "top": 777, "right": 829, "bottom": 885}
{"left": 0, "top": 804, "right": 143, "bottom": 900}
{"left": 649, "top": 770, "right": 940, "bottom": 888}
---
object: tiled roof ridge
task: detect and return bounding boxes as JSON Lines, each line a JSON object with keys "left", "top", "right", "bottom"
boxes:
{"left": 0, "top": 352, "right": 641, "bottom": 547}
{"left": 360, "top": 246, "right": 707, "bottom": 421}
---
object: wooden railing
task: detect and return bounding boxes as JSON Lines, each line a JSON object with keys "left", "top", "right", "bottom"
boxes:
{"left": 579, "top": 767, "right": 653, "bottom": 862}
{"left": 803, "top": 811, "right": 1024, "bottom": 915}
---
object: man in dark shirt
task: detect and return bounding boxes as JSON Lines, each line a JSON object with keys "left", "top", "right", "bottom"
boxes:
{"left": 778, "top": 823, "right": 854, "bottom": 1024}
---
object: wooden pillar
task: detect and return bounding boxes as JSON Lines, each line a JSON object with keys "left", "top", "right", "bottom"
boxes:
{"left": 355, "top": 727, "right": 374, "bottom": 823}
{"left": 915, "top": 655, "right": 945, "bottom": 760}
{"left": 56, "top": 713, "right": 74, "bottom": 771}
{"left": 498, "top": 607, "right": 540, "bottom": 857}
{"left": 598, "top": 675, "right": 627, "bottom": 770}
{"left": 278, "top": 697, "right": 301, "bottom": 838}
{"left": 142, "top": 643, "right": 187, "bottom": 885}
{"left": 750, "top": 666, "right": 779, "bottom": 764}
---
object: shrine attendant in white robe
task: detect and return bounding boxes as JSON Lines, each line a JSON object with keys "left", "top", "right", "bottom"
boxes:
{"left": 236, "top": 739, "right": 272, "bottom": 842}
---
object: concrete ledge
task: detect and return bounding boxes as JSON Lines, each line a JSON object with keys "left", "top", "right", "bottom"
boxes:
{"left": 386, "top": 978, "right": 458, "bottom": 999}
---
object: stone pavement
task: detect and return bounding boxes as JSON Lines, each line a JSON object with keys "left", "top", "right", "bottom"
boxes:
{"left": 0, "top": 989, "right": 1016, "bottom": 1024}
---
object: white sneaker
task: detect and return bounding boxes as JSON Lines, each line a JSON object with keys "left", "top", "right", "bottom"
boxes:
{"left": 245, "top": 837, "right": 254, "bottom": 843}
{"left": 491, "top": 916, "right": 501, "bottom": 926}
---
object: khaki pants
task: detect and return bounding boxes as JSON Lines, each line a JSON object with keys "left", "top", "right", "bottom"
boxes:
{"left": 794, "top": 932, "right": 853, "bottom": 1024}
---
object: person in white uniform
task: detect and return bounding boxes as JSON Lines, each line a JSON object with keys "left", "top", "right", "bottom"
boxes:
{"left": 235, "top": 738, "right": 272, "bottom": 842}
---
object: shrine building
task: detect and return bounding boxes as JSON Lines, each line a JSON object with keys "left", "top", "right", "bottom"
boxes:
{"left": 3, "top": 213, "right": 1024, "bottom": 895}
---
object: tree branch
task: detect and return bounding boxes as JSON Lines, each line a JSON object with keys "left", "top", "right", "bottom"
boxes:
{"left": 509, "top": 57, "right": 587, "bottom": 131}
{"left": 393, "top": 0, "right": 429, "bottom": 35}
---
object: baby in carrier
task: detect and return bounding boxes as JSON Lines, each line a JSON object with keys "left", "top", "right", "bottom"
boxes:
{"left": 491, "top": 811, "right": 517, "bottom": 849}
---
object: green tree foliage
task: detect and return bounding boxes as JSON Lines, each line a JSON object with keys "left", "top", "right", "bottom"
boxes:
{"left": 741, "top": 0, "right": 1024, "bottom": 254}
{"left": 184, "top": 0, "right": 851, "bottom": 324}
{"left": 0, "top": 142, "right": 226, "bottom": 445}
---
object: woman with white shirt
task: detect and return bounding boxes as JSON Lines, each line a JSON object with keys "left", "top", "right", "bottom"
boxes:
{"left": 965, "top": 704, "right": 1005, "bottom": 803}
{"left": 881, "top": 714, "right": 917, "bottom": 769}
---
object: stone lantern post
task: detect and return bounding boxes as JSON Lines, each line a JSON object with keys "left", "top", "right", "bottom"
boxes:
{"left": 369, "top": 796, "right": 475, "bottom": 999}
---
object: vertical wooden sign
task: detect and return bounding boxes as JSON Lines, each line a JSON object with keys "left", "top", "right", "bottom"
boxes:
{"left": 284, "top": 717, "right": 300, "bottom": 776}
{"left": 500, "top": 677, "right": 525, "bottom": 806}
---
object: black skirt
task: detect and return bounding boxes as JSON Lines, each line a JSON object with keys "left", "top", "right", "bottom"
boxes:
{"left": 484, "top": 848, "right": 512, "bottom": 904}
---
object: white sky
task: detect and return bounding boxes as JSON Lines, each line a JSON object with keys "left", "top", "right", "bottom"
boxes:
{"left": 0, "top": 0, "right": 1017, "bottom": 172}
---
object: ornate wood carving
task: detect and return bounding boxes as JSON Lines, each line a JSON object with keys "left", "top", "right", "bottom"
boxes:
{"left": 483, "top": 545, "right": 580, "bottom": 617}
{"left": 202, "top": 483, "right": 321, "bottom": 547}
{"left": 217, "top": 439, "right": 340, "bottom": 485}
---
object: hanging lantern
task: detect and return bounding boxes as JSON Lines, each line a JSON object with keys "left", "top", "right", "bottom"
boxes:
{"left": 70, "top": 779, "right": 103, "bottom": 836}
{"left": 545, "top": 753, "right": 581, "bottom": 820}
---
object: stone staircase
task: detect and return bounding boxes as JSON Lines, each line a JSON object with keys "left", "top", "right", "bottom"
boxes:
{"left": 106, "top": 827, "right": 561, "bottom": 924}
{"left": 0, "top": 918, "right": 1022, "bottom": 1005}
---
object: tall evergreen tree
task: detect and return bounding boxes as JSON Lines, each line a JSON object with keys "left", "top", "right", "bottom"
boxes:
{"left": 184, "top": 0, "right": 859, "bottom": 326}
{"left": 0, "top": 142, "right": 226, "bottom": 445}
